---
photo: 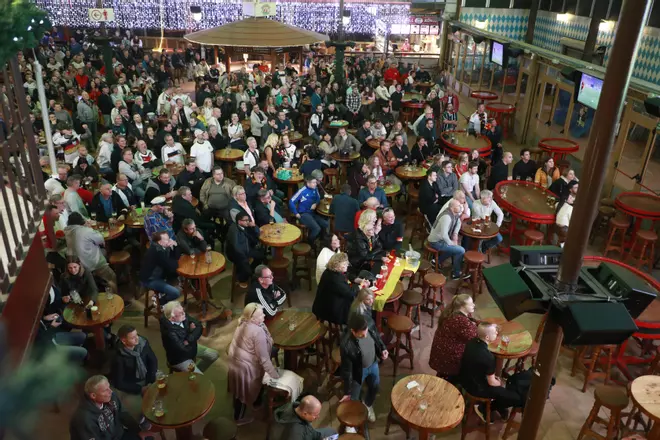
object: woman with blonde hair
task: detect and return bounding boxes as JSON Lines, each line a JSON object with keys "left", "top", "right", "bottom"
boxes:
{"left": 347, "top": 213, "right": 387, "bottom": 276}
{"left": 428, "top": 293, "right": 477, "bottom": 382}
{"left": 263, "top": 133, "right": 281, "bottom": 171}
{"left": 227, "top": 303, "right": 279, "bottom": 425}
{"left": 201, "top": 97, "right": 214, "bottom": 122}
{"left": 348, "top": 288, "right": 376, "bottom": 329}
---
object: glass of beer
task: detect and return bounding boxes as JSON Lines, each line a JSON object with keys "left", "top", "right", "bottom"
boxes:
{"left": 187, "top": 362, "right": 197, "bottom": 380}
{"left": 152, "top": 399, "right": 165, "bottom": 418}
{"left": 156, "top": 370, "right": 167, "bottom": 389}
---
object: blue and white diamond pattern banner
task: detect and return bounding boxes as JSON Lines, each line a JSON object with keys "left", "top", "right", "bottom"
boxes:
{"left": 458, "top": 8, "right": 529, "bottom": 41}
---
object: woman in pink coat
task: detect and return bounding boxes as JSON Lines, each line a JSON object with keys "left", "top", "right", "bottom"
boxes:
{"left": 227, "top": 302, "right": 280, "bottom": 425}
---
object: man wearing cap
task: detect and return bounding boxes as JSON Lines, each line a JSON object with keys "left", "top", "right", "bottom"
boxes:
{"left": 144, "top": 197, "right": 175, "bottom": 241}
{"left": 190, "top": 129, "right": 214, "bottom": 176}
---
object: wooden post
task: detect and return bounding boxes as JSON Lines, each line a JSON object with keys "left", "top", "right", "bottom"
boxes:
{"left": 214, "top": 46, "right": 219, "bottom": 65}
{"left": 224, "top": 46, "right": 232, "bottom": 75}
{"left": 583, "top": 0, "right": 610, "bottom": 62}
{"left": 525, "top": 0, "right": 540, "bottom": 44}
{"left": 270, "top": 49, "right": 277, "bottom": 73}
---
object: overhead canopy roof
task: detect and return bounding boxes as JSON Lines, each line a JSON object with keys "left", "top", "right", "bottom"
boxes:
{"left": 184, "top": 17, "right": 329, "bottom": 48}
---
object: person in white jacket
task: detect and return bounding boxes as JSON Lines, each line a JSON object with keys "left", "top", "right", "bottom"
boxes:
{"left": 96, "top": 133, "right": 114, "bottom": 174}
{"left": 157, "top": 88, "right": 173, "bottom": 116}
{"left": 190, "top": 129, "right": 214, "bottom": 174}
{"left": 117, "top": 149, "right": 150, "bottom": 200}
{"left": 249, "top": 104, "right": 267, "bottom": 143}
{"left": 470, "top": 190, "right": 503, "bottom": 252}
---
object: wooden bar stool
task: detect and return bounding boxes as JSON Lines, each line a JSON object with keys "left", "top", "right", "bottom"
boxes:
{"left": 270, "top": 257, "right": 293, "bottom": 306}
{"left": 407, "top": 186, "right": 419, "bottom": 215}
{"left": 590, "top": 206, "right": 616, "bottom": 244}
{"left": 292, "top": 242, "right": 313, "bottom": 289}
{"left": 625, "top": 230, "right": 657, "bottom": 272}
{"left": 323, "top": 168, "right": 340, "bottom": 193}
{"left": 399, "top": 290, "right": 423, "bottom": 340}
{"left": 422, "top": 272, "right": 446, "bottom": 328}
{"left": 326, "top": 347, "right": 344, "bottom": 400}
{"left": 143, "top": 289, "right": 162, "bottom": 327}
{"left": 603, "top": 216, "right": 631, "bottom": 258}
{"left": 408, "top": 259, "right": 432, "bottom": 290}
{"left": 109, "top": 250, "right": 132, "bottom": 294}
{"left": 529, "top": 146, "right": 544, "bottom": 163}
{"left": 408, "top": 209, "right": 426, "bottom": 248}
{"left": 523, "top": 229, "right": 544, "bottom": 246}
{"left": 462, "top": 251, "right": 486, "bottom": 300}
{"left": 337, "top": 401, "right": 368, "bottom": 435}
{"left": 571, "top": 345, "right": 617, "bottom": 393}
{"left": 601, "top": 197, "right": 615, "bottom": 207}
{"left": 202, "top": 417, "right": 238, "bottom": 440}
{"left": 386, "top": 315, "right": 415, "bottom": 376}
{"left": 230, "top": 263, "right": 248, "bottom": 303}
{"left": 461, "top": 392, "right": 494, "bottom": 440}
{"left": 577, "top": 385, "right": 629, "bottom": 440}
{"left": 502, "top": 407, "right": 522, "bottom": 439}
{"left": 424, "top": 240, "right": 440, "bottom": 272}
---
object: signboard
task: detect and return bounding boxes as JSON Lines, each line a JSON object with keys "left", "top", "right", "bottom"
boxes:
{"left": 409, "top": 16, "right": 438, "bottom": 25}
{"left": 242, "top": 1, "right": 276, "bottom": 17}
{"left": 88, "top": 8, "right": 115, "bottom": 22}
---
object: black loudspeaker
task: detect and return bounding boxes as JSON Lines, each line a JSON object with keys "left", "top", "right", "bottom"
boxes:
{"left": 483, "top": 264, "right": 533, "bottom": 321}
{"left": 643, "top": 97, "right": 660, "bottom": 118}
{"left": 510, "top": 246, "right": 563, "bottom": 267}
{"left": 507, "top": 47, "right": 524, "bottom": 58}
{"left": 550, "top": 301, "right": 638, "bottom": 345}
{"left": 589, "top": 262, "right": 657, "bottom": 318}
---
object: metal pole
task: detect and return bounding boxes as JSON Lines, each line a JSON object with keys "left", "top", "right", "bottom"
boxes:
{"left": 517, "top": 1, "right": 653, "bottom": 438}
{"left": 338, "top": 0, "right": 345, "bottom": 42}
{"left": 32, "top": 59, "right": 56, "bottom": 175}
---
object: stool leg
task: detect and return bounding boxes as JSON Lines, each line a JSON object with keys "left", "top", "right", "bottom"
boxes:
{"left": 607, "top": 408, "right": 622, "bottom": 439}
{"left": 393, "top": 334, "right": 401, "bottom": 377}
{"left": 406, "top": 332, "right": 414, "bottom": 369}
{"left": 636, "top": 242, "right": 649, "bottom": 270}
{"left": 582, "top": 347, "right": 602, "bottom": 393}
{"left": 576, "top": 402, "right": 601, "bottom": 440}
{"left": 415, "top": 305, "right": 421, "bottom": 340}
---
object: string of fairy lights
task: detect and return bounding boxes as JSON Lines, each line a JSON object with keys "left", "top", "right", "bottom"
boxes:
{"left": 31, "top": 0, "right": 410, "bottom": 37}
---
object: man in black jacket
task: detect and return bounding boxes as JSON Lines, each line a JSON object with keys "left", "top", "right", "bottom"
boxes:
{"left": 176, "top": 159, "right": 206, "bottom": 198}
{"left": 111, "top": 325, "right": 158, "bottom": 422}
{"left": 89, "top": 183, "right": 124, "bottom": 223}
{"left": 379, "top": 208, "right": 404, "bottom": 252}
{"left": 160, "top": 300, "right": 219, "bottom": 373}
{"left": 329, "top": 184, "right": 360, "bottom": 235}
{"left": 176, "top": 218, "right": 211, "bottom": 255}
{"left": 111, "top": 135, "right": 128, "bottom": 173}
{"left": 339, "top": 314, "right": 388, "bottom": 427}
{"left": 245, "top": 264, "right": 287, "bottom": 319}
{"left": 419, "top": 168, "right": 442, "bottom": 224}
{"left": 487, "top": 151, "right": 513, "bottom": 190}
{"left": 98, "top": 85, "right": 114, "bottom": 128}
{"left": 512, "top": 149, "right": 537, "bottom": 181}
{"left": 171, "top": 186, "right": 215, "bottom": 235}
{"left": 139, "top": 230, "right": 182, "bottom": 304}
{"left": 254, "top": 189, "right": 286, "bottom": 226}
{"left": 226, "top": 212, "right": 265, "bottom": 285}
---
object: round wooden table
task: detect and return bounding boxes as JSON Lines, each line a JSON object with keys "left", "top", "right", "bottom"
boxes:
{"left": 280, "top": 131, "right": 303, "bottom": 146}
{"left": 615, "top": 192, "right": 660, "bottom": 248}
{"left": 538, "top": 137, "right": 580, "bottom": 161}
{"left": 440, "top": 130, "right": 492, "bottom": 158}
{"left": 367, "top": 138, "right": 382, "bottom": 150}
{"left": 486, "top": 103, "right": 516, "bottom": 138}
{"left": 273, "top": 168, "right": 304, "bottom": 200}
{"left": 395, "top": 165, "right": 427, "bottom": 194}
{"left": 331, "top": 150, "right": 360, "bottom": 185}
{"left": 91, "top": 221, "right": 125, "bottom": 242}
{"left": 177, "top": 251, "right": 227, "bottom": 334}
{"left": 494, "top": 180, "right": 557, "bottom": 252}
{"left": 417, "top": 82, "right": 435, "bottom": 94}
{"left": 460, "top": 219, "right": 500, "bottom": 251}
{"left": 401, "top": 98, "right": 425, "bottom": 124}
{"left": 153, "top": 163, "right": 185, "bottom": 177}
{"left": 485, "top": 317, "right": 533, "bottom": 376}
{"left": 123, "top": 208, "right": 146, "bottom": 229}
{"left": 142, "top": 372, "right": 216, "bottom": 440}
{"left": 214, "top": 148, "right": 244, "bottom": 179}
{"left": 241, "top": 119, "right": 251, "bottom": 132}
{"left": 63, "top": 293, "right": 124, "bottom": 349}
{"left": 630, "top": 375, "right": 660, "bottom": 439}
{"left": 390, "top": 374, "right": 464, "bottom": 439}
{"left": 329, "top": 120, "right": 349, "bottom": 129}
{"left": 470, "top": 90, "right": 499, "bottom": 102}
{"left": 259, "top": 223, "right": 302, "bottom": 259}
{"left": 382, "top": 181, "right": 401, "bottom": 200}
{"left": 267, "top": 310, "right": 326, "bottom": 370}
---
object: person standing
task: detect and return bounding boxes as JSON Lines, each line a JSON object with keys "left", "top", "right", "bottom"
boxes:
{"left": 77, "top": 91, "right": 98, "bottom": 148}
{"left": 189, "top": 129, "right": 214, "bottom": 175}
{"left": 419, "top": 168, "right": 442, "bottom": 224}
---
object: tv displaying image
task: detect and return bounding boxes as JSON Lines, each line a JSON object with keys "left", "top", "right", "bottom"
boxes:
{"left": 491, "top": 41, "right": 505, "bottom": 66}
{"left": 577, "top": 73, "right": 603, "bottom": 109}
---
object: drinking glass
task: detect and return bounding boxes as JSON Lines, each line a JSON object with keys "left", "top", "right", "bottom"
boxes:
{"left": 152, "top": 399, "right": 165, "bottom": 417}
{"left": 500, "top": 335, "right": 510, "bottom": 350}
{"left": 105, "top": 288, "right": 114, "bottom": 300}
{"left": 288, "top": 316, "right": 297, "bottom": 331}
{"left": 412, "top": 159, "right": 418, "bottom": 169}
{"left": 501, "top": 186, "right": 508, "bottom": 199}
{"left": 205, "top": 251, "right": 212, "bottom": 264}
{"left": 156, "top": 370, "right": 167, "bottom": 389}
{"left": 515, "top": 176, "right": 520, "bottom": 186}
{"left": 90, "top": 212, "right": 97, "bottom": 222}
{"left": 419, "top": 400, "right": 428, "bottom": 411}
{"left": 187, "top": 362, "right": 197, "bottom": 380}
{"left": 191, "top": 253, "right": 196, "bottom": 266}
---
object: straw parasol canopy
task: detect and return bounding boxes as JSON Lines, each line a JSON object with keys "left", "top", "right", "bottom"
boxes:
{"left": 184, "top": 17, "right": 329, "bottom": 48}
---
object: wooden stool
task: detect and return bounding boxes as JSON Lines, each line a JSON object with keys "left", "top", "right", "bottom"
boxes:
{"left": 529, "top": 146, "right": 544, "bottom": 163}
{"left": 409, "top": 209, "right": 426, "bottom": 247}
{"left": 266, "top": 386, "right": 291, "bottom": 423}
{"left": 502, "top": 407, "right": 522, "bottom": 439}
{"left": 462, "top": 251, "right": 486, "bottom": 300}
{"left": 300, "top": 112, "right": 311, "bottom": 132}
{"left": 323, "top": 168, "right": 340, "bottom": 192}
{"left": 407, "top": 186, "right": 419, "bottom": 214}
{"left": 292, "top": 242, "right": 313, "bottom": 289}
{"left": 400, "top": 290, "right": 423, "bottom": 340}
{"left": 143, "top": 289, "right": 162, "bottom": 327}
{"left": 386, "top": 315, "right": 414, "bottom": 377}
{"left": 523, "top": 229, "right": 544, "bottom": 246}
{"left": 326, "top": 347, "right": 344, "bottom": 400}
{"left": 577, "top": 385, "right": 629, "bottom": 440}
{"left": 572, "top": 345, "right": 617, "bottom": 393}
{"left": 109, "top": 250, "right": 132, "bottom": 289}
{"left": 461, "top": 392, "right": 494, "bottom": 440}
{"left": 424, "top": 240, "right": 440, "bottom": 272}
{"left": 297, "top": 221, "right": 310, "bottom": 243}
{"left": 202, "top": 417, "right": 238, "bottom": 440}
{"left": 422, "top": 272, "right": 446, "bottom": 328}
{"left": 603, "top": 216, "right": 631, "bottom": 258}
{"left": 409, "top": 259, "right": 432, "bottom": 290}
{"left": 270, "top": 257, "right": 293, "bottom": 306}
{"left": 337, "top": 400, "right": 368, "bottom": 435}
{"left": 625, "top": 230, "right": 657, "bottom": 272}
{"left": 590, "top": 206, "right": 617, "bottom": 244}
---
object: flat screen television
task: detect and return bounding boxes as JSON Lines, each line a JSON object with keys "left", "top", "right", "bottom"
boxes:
{"left": 576, "top": 72, "right": 604, "bottom": 109}
{"left": 491, "top": 41, "right": 506, "bottom": 66}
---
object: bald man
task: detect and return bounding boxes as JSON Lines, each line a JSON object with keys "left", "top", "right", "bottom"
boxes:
{"left": 269, "top": 395, "right": 337, "bottom": 439}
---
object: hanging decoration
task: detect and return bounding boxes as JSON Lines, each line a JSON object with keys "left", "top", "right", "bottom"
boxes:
{"left": 0, "top": 0, "right": 51, "bottom": 67}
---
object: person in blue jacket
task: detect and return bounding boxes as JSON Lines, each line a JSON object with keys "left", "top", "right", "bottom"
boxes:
{"left": 289, "top": 175, "right": 329, "bottom": 246}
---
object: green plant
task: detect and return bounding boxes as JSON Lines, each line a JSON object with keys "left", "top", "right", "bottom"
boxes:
{"left": 0, "top": 0, "right": 50, "bottom": 67}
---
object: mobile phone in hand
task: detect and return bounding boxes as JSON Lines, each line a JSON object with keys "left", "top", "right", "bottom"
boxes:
{"left": 323, "top": 435, "right": 339, "bottom": 440}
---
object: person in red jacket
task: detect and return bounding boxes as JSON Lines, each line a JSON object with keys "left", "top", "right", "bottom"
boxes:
{"left": 74, "top": 68, "right": 90, "bottom": 91}
{"left": 383, "top": 65, "right": 401, "bottom": 83}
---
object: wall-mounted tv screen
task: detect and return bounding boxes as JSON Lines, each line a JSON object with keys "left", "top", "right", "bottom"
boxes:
{"left": 491, "top": 41, "right": 506, "bottom": 66}
{"left": 576, "top": 72, "right": 604, "bottom": 109}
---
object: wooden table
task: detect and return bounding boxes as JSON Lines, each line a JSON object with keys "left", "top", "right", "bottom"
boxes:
{"left": 214, "top": 148, "right": 244, "bottom": 179}
{"left": 440, "top": 130, "right": 492, "bottom": 158}
{"left": 486, "top": 103, "right": 516, "bottom": 138}
{"left": 123, "top": 208, "right": 146, "bottom": 229}
{"left": 485, "top": 317, "right": 533, "bottom": 376}
{"left": 367, "top": 138, "right": 382, "bottom": 151}
{"left": 389, "top": 374, "right": 464, "bottom": 440}
{"left": 241, "top": 119, "right": 251, "bottom": 132}
{"left": 494, "top": 180, "right": 558, "bottom": 252}
{"left": 470, "top": 90, "right": 499, "bottom": 102}
{"left": 373, "top": 254, "right": 419, "bottom": 332}
{"left": 538, "top": 137, "right": 580, "bottom": 162}
{"left": 401, "top": 99, "right": 425, "bottom": 124}
{"left": 280, "top": 131, "right": 304, "bottom": 146}
{"left": 331, "top": 150, "right": 360, "bottom": 185}
{"left": 152, "top": 163, "right": 185, "bottom": 177}
{"left": 329, "top": 120, "right": 349, "bottom": 129}
{"left": 63, "top": 293, "right": 124, "bottom": 349}
{"left": 382, "top": 181, "right": 401, "bottom": 200}
{"left": 417, "top": 82, "right": 435, "bottom": 94}
{"left": 273, "top": 168, "right": 304, "bottom": 200}
{"left": 259, "top": 223, "right": 302, "bottom": 259}
{"left": 267, "top": 310, "right": 326, "bottom": 370}
{"left": 316, "top": 197, "right": 335, "bottom": 231}
{"left": 615, "top": 192, "right": 660, "bottom": 248}
{"left": 460, "top": 219, "right": 500, "bottom": 251}
{"left": 91, "top": 221, "right": 125, "bottom": 242}
{"left": 395, "top": 165, "right": 427, "bottom": 199}
{"left": 142, "top": 372, "right": 216, "bottom": 440}
{"left": 177, "top": 251, "right": 227, "bottom": 335}
{"left": 630, "top": 375, "right": 660, "bottom": 439}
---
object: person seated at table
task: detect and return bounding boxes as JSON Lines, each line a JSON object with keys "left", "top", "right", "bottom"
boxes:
{"left": 289, "top": 175, "right": 329, "bottom": 247}
{"left": 227, "top": 212, "right": 265, "bottom": 286}
{"left": 379, "top": 208, "right": 404, "bottom": 253}
{"left": 176, "top": 158, "right": 206, "bottom": 199}
{"left": 534, "top": 156, "right": 560, "bottom": 189}
{"left": 160, "top": 301, "right": 219, "bottom": 373}
{"left": 270, "top": 394, "right": 337, "bottom": 440}
{"left": 144, "top": 196, "right": 175, "bottom": 241}
{"left": 339, "top": 313, "right": 388, "bottom": 427}
{"left": 460, "top": 161, "right": 481, "bottom": 211}
{"left": 429, "top": 294, "right": 477, "bottom": 384}
{"left": 410, "top": 136, "right": 432, "bottom": 164}
{"left": 245, "top": 265, "right": 287, "bottom": 319}
{"left": 200, "top": 167, "right": 237, "bottom": 225}
{"left": 471, "top": 190, "right": 504, "bottom": 252}
{"left": 512, "top": 148, "right": 537, "bottom": 181}
{"left": 390, "top": 133, "right": 410, "bottom": 166}
{"left": 229, "top": 185, "right": 257, "bottom": 226}
{"left": 358, "top": 175, "right": 388, "bottom": 208}
{"left": 355, "top": 120, "right": 373, "bottom": 152}
{"left": 374, "top": 139, "right": 404, "bottom": 189}
{"left": 45, "top": 164, "right": 69, "bottom": 197}
{"left": 64, "top": 175, "right": 89, "bottom": 218}
{"left": 418, "top": 118, "right": 437, "bottom": 147}
{"left": 440, "top": 190, "right": 472, "bottom": 221}
{"left": 160, "top": 134, "right": 186, "bottom": 166}
{"left": 549, "top": 168, "right": 578, "bottom": 202}
{"left": 330, "top": 184, "right": 361, "bottom": 236}
{"left": 410, "top": 106, "right": 434, "bottom": 136}
{"left": 555, "top": 193, "right": 575, "bottom": 240}
{"left": 254, "top": 189, "right": 286, "bottom": 227}
{"left": 370, "top": 119, "right": 387, "bottom": 140}
{"left": 228, "top": 302, "right": 280, "bottom": 425}
{"left": 89, "top": 183, "right": 123, "bottom": 224}
{"left": 299, "top": 145, "right": 323, "bottom": 177}
{"left": 316, "top": 234, "right": 342, "bottom": 284}
{"left": 354, "top": 198, "right": 379, "bottom": 231}
{"left": 135, "top": 139, "right": 161, "bottom": 170}
{"left": 468, "top": 103, "right": 488, "bottom": 135}
{"left": 245, "top": 166, "right": 273, "bottom": 207}
{"left": 72, "top": 157, "right": 99, "bottom": 184}
{"left": 347, "top": 288, "right": 378, "bottom": 333}
{"left": 428, "top": 199, "right": 465, "bottom": 280}
{"left": 314, "top": 253, "right": 368, "bottom": 326}
{"left": 144, "top": 168, "right": 177, "bottom": 205}
{"left": 139, "top": 230, "right": 182, "bottom": 304}
{"left": 171, "top": 186, "right": 214, "bottom": 235}
{"left": 275, "top": 110, "right": 293, "bottom": 135}
{"left": 455, "top": 152, "right": 470, "bottom": 178}
{"left": 110, "top": 325, "right": 158, "bottom": 423}
{"left": 348, "top": 160, "right": 370, "bottom": 198}
{"left": 420, "top": 168, "right": 443, "bottom": 224}
{"left": 334, "top": 126, "right": 362, "bottom": 154}
{"left": 70, "top": 375, "right": 143, "bottom": 440}
{"left": 470, "top": 149, "right": 489, "bottom": 179}
{"left": 487, "top": 151, "right": 513, "bottom": 190}
{"left": 113, "top": 173, "right": 139, "bottom": 213}
{"left": 176, "top": 218, "right": 212, "bottom": 256}
{"left": 118, "top": 149, "right": 150, "bottom": 201}
{"left": 258, "top": 158, "right": 285, "bottom": 204}
{"left": 460, "top": 322, "right": 524, "bottom": 421}
{"left": 347, "top": 214, "right": 388, "bottom": 277}
{"left": 437, "top": 160, "right": 459, "bottom": 207}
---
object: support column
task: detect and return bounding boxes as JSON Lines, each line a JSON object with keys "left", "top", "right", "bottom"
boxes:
{"left": 525, "top": 0, "right": 540, "bottom": 44}
{"left": 517, "top": 1, "right": 653, "bottom": 438}
{"left": 583, "top": 0, "right": 610, "bottom": 62}
{"left": 224, "top": 46, "right": 231, "bottom": 75}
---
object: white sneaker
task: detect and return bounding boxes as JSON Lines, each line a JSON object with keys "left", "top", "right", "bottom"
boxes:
{"left": 411, "top": 325, "right": 420, "bottom": 334}
{"left": 367, "top": 405, "right": 376, "bottom": 422}
{"left": 345, "top": 427, "right": 357, "bottom": 434}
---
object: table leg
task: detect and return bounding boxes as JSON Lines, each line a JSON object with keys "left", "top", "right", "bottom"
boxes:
{"left": 224, "top": 162, "right": 233, "bottom": 179}
{"left": 273, "top": 247, "right": 284, "bottom": 260}
{"left": 495, "top": 356, "right": 504, "bottom": 377}
{"left": 648, "top": 420, "right": 660, "bottom": 439}
{"left": 418, "top": 430, "right": 430, "bottom": 440}
{"left": 93, "top": 327, "right": 105, "bottom": 350}
{"left": 288, "top": 185, "right": 294, "bottom": 201}
{"left": 199, "top": 277, "right": 209, "bottom": 319}
{"left": 283, "top": 349, "right": 299, "bottom": 370}
{"left": 340, "top": 162, "right": 348, "bottom": 185}
{"left": 175, "top": 425, "right": 194, "bottom": 440}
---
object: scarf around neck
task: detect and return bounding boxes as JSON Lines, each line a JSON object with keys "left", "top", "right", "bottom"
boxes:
{"left": 120, "top": 336, "right": 148, "bottom": 381}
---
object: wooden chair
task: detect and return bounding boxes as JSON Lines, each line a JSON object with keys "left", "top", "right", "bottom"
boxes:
{"left": 461, "top": 392, "right": 494, "bottom": 440}
{"left": 386, "top": 315, "right": 415, "bottom": 377}
{"left": 577, "top": 385, "right": 629, "bottom": 440}
{"left": 292, "top": 243, "right": 313, "bottom": 289}
{"left": 337, "top": 401, "right": 368, "bottom": 435}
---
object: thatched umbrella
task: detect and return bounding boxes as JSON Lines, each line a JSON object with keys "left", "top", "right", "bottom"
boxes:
{"left": 184, "top": 17, "right": 329, "bottom": 73}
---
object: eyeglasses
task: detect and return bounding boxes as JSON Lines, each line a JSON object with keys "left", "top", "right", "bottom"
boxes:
{"left": 261, "top": 275, "right": 274, "bottom": 279}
